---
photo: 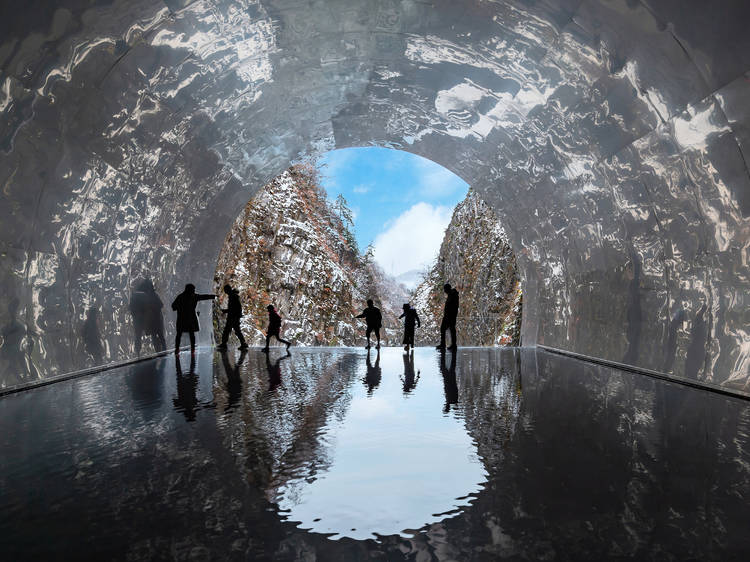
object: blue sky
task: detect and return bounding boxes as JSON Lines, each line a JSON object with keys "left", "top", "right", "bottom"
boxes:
{"left": 317, "top": 147, "right": 468, "bottom": 280}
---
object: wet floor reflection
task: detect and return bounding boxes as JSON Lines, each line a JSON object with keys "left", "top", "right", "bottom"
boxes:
{"left": 274, "top": 348, "right": 487, "bottom": 540}
{"left": 0, "top": 347, "right": 748, "bottom": 560}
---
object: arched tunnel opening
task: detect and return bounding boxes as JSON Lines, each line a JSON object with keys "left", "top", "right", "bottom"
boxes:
{"left": 211, "top": 149, "right": 521, "bottom": 349}
{"left": 1, "top": 0, "right": 750, "bottom": 557}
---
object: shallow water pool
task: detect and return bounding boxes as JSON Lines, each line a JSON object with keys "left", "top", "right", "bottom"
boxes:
{"left": 1, "top": 347, "right": 749, "bottom": 560}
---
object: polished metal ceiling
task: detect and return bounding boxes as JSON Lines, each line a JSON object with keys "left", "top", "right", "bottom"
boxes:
{"left": 0, "top": 0, "right": 748, "bottom": 394}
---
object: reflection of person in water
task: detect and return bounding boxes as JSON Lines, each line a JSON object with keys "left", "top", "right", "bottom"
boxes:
{"left": 399, "top": 303, "right": 421, "bottom": 352}
{"left": 172, "top": 283, "right": 216, "bottom": 355}
{"left": 266, "top": 350, "right": 290, "bottom": 392}
{"left": 439, "top": 349, "right": 458, "bottom": 413}
{"left": 127, "top": 360, "right": 164, "bottom": 421}
{"left": 401, "top": 351, "right": 420, "bottom": 394}
{"left": 174, "top": 355, "right": 200, "bottom": 422}
{"left": 220, "top": 348, "right": 246, "bottom": 413}
{"left": 129, "top": 278, "right": 166, "bottom": 355}
{"left": 1, "top": 297, "right": 37, "bottom": 381}
{"left": 364, "top": 347, "right": 382, "bottom": 394}
{"left": 82, "top": 306, "right": 104, "bottom": 363}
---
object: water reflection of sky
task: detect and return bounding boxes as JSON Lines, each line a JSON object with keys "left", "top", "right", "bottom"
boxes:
{"left": 277, "top": 349, "right": 487, "bottom": 540}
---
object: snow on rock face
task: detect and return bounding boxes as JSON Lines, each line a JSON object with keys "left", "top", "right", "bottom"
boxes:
{"left": 214, "top": 165, "right": 408, "bottom": 346}
{"left": 413, "top": 190, "right": 522, "bottom": 347}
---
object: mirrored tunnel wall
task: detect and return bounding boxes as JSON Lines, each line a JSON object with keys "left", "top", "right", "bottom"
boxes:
{"left": 1, "top": 0, "right": 748, "bottom": 393}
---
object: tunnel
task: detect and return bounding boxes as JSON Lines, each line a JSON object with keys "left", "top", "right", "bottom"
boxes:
{"left": 2, "top": 1, "right": 750, "bottom": 557}
{"left": 2, "top": 0, "right": 748, "bottom": 394}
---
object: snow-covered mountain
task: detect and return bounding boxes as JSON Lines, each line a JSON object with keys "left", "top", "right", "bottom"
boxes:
{"left": 214, "top": 168, "right": 519, "bottom": 348}
{"left": 394, "top": 269, "right": 427, "bottom": 291}
{"left": 213, "top": 165, "right": 408, "bottom": 347}
{"left": 411, "top": 189, "right": 522, "bottom": 347}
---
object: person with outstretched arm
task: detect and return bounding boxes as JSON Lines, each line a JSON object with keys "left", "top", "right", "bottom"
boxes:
{"left": 262, "top": 304, "right": 292, "bottom": 352}
{"left": 217, "top": 284, "right": 248, "bottom": 351}
{"left": 172, "top": 283, "right": 216, "bottom": 355}
{"left": 355, "top": 299, "right": 382, "bottom": 349}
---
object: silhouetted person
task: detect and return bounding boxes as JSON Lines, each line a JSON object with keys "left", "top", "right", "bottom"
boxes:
{"left": 171, "top": 283, "right": 216, "bottom": 355}
{"left": 662, "top": 306, "right": 686, "bottom": 373}
{"left": 130, "top": 278, "right": 166, "bottom": 355}
{"left": 364, "top": 347, "right": 381, "bottom": 394}
{"left": 220, "top": 348, "right": 246, "bottom": 413}
{"left": 217, "top": 284, "right": 247, "bottom": 350}
{"left": 439, "top": 348, "right": 458, "bottom": 413}
{"left": 355, "top": 299, "right": 382, "bottom": 349}
{"left": 1, "top": 297, "right": 37, "bottom": 381}
{"left": 82, "top": 306, "right": 104, "bottom": 363}
{"left": 401, "top": 351, "right": 420, "bottom": 394}
{"left": 174, "top": 354, "right": 199, "bottom": 421}
{"left": 436, "top": 283, "right": 459, "bottom": 350}
{"left": 262, "top": 304, "right": 291, "bottom": 352}
{"left": 399, "top": 303, "right": 421, "bottom": 352}
{"left": 685, "top": 304, "right": 709, "bottom": 380}
{"left": 266, "top": 350, "right": 290, "bottom": 392}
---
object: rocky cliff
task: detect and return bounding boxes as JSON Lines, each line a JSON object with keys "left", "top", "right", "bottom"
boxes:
{"left": 213, "top": 165, "right": 408, "bottom": 347}
{"left": 412, "top": 190, "right": 522, "bottom": 347}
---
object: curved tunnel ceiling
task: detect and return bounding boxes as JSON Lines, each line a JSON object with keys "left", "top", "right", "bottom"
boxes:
{"left": 0, "top": 0, "right": 748, "bottom": 393}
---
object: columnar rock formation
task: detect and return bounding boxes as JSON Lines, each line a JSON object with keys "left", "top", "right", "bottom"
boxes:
{"left": 213, "top": 164, "right": 408, "bottom": 346}
{"left": 413, "top": 190, "right": 522, "bottom": 347}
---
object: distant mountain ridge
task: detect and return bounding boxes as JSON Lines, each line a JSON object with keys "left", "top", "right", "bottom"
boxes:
{"left": 394, "top": 269, "right": 428, "bottom": 291}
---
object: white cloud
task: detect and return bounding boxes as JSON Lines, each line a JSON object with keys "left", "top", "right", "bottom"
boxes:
{"left": 373, "top": 202, "right": 453, "bottom": 277}
{"left": 352, "top": 183, "right": 371, "bottom": 194}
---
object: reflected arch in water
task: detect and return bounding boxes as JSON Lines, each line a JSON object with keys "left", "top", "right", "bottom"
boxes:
{"left": 275, "top": 349, "right": 487, "bottom": 541}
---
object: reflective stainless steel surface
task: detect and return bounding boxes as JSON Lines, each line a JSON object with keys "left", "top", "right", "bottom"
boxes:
{"left": 1, "top": 347, "right": 749, "bottom": 559}
{"left": 0, "top": 1, "right": 749, "bottom": 392}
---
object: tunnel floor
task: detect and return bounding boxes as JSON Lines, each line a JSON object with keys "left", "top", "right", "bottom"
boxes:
{"left": 1, "top": 347, "right": 749, "bottom": 560}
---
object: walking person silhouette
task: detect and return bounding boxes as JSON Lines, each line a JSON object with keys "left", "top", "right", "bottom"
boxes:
{"left": 399, "top": 303, "right": 421, "bottom": 352}
{"left": 217, "top": 284, "right": 248, "bottom": 350}
{"left": 262, "top": 304, "right": 291, "bottom": 352}
{"left": 171, "top": 283, "right": 216, "bottom": 355}
{"left": 436, "top": 283, "right": 459, "bottom": 350}
{"left": 355, "top": 299, "right": 382, "bottom": 349}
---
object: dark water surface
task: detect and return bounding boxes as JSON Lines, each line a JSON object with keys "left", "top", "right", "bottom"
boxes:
{"left": 1, "top": 347, "right": 749, "bottom": 560}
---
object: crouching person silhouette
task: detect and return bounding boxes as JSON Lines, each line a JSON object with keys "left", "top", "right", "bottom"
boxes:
{"left": 262, "top": 304, "right": 291, "bottom": 352}
{"left": 172, "top": 283, "right": 216, "bottom": 355}
{"left": 217, "top": 284, "right": 248, "bottom": 351}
